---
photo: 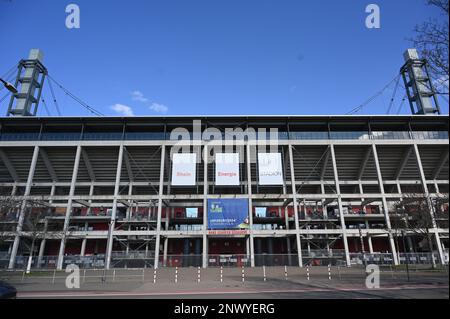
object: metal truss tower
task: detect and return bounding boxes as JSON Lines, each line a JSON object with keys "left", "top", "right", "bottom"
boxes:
{"left": 7, "top": 49, "right": 47, "bottom": 117}
{"left": 401, "top": 49, "right": 441, "bottom": 115}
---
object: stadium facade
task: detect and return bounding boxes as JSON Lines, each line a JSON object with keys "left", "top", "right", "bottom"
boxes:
{"left": 0, "top": 114, "right": 448, "bottom": 270}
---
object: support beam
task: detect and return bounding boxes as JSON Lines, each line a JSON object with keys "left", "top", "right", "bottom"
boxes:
{"left": 394, "top": 146, "right": 413, "bottom": 180}
{"left": 81, "top": 148, "right": 96, "bottom": 182}
{"left": 105, "top": 144, "right": 124, "bottom": 270}
{"left": 320, "top": 146, "right": 331, "bottom": 180}
{"left": 413, "top": 144, "right": 445, "bottom": 265}
{"left": 372, "top": 144, "right": 399, "bottom": 265}
{"left": 57, "top": 145, "right": 82, "bottom": 270}
{"left": 8, "top": 146, "right": 39, "bottom": 269}
{"left": 39, "top": 148, "right": 58, "bottom": 182}
{"left": 432, "top": 149, "right": 449, "bottom": 180}
{"left": 288, "top": 145, "right": 303, "bottom": 267}
{"left": 0, "top": 149, "right": 19, "bottom": 182}
{"left": 357, "top": 147, "right": 372, "bottom": 180}
{"left": 123, "top": 148, "right": 135, "bottom": 182}
{"left": 330, "top": 145, "right": 351, "bottom": 267}
{"left": 153, "top": 145, "right": 166, "bottom": 269}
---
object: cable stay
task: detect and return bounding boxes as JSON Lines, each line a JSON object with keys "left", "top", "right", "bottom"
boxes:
{"left": 386, "top": 74, "right": 401, "bottom": 114}
{"left": 47, "top": 74, "right": 104, "bottom": 116}
{"left": 47, "top": 78, "right": 62, "bottom": 116}
{"left": 346, "top": 74, "right": 401, "bottom": 115}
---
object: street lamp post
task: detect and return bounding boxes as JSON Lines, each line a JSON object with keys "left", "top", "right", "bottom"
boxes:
{"left": 0, "top": 78, "right": 18, "bottom": 94}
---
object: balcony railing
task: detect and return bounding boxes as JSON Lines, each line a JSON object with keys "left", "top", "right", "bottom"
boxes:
{"left": 1, "top": 130, "right": 447, "bottom": 142}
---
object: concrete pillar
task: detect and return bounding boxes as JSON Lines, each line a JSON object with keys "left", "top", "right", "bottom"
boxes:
{"left": 163, "top": 237, "right": 168, "bottom": 267}
{"left": 87, "top": 183, "right": 94, "bottom": 216}
{"left": 9, "top": 146, "right": 40, "bottom": 269}
{"left": 154, "top": 145, "right": 166, "bottom": 269}
{"left": 371, "top": 144, "right": 399, "bottom": 265}
{"left": 246, "top": 144, "right": 255, "bottom": 267}
{"left": 413, "top": 144, "right": 445, "bottom": 265}
{"left": 80, "top": 238, "right": 87, "bottom": 257}
{"left": 202, "top": 145, "right": 208, "bottom": 268}
{"left": 365, "top": 221, "right": 374, "bottom": 254}
{"left": 330, "top": 145, "right": 351, "bottom": 267}
{"left": 37, "top": 219, "right": 48, "bottom": 268}
{"left": 105, "top": 144, "right": 124, "bottom": 270}
{"left": 288, "top": 145, "right": 303, "bottom": 267}
{"left": 57, "top": 145, "right": 82, "bottom": 270}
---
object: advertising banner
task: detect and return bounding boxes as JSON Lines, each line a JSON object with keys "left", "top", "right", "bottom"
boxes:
{"left": 258, "top": 153, "right": 284, "bottom": 185}
{"left": 171, "top": 153, "right": 197, "bottom": 186}
{"left": 215, "top": 153, "right": 240, "bottom": 186}
{"left": 207, "top": 199, "right": 249, "bottom": 230}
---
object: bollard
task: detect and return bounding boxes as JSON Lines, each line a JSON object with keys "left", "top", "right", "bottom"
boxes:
{"left": 175, "top": 267, "right": 178, "bottom": 283}
{"left": 306, "top": 265, "right": 310, "bottom": 281}
{"left": 263, "top": 265, "right": 266, "bottom": 282}
{"left": 220, "top": 266, "right": 223, "bottom": 283}
{"left": 153, "top": 269, "right": 157, "bottom": 284}
{"left": 52, "top": 269, "right": 56, "bottom": 284}
{"left": 142, "top": 268, "right": 145, "bottom": 283}
{"left": 284, "top": 265, "right": 288, "bottom": 280}
{"left": 241, "top": 266, "right": 245, "bottom": 283}
{"left": 197, "top": 267, "right": 201, "bottom": 283}
{"left": 328, "top": 264, "right": 332, "bottom": 280}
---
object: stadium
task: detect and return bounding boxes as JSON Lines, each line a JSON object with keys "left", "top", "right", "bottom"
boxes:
{"left": 0, "top": 50, "right": 448, "bottom": 271}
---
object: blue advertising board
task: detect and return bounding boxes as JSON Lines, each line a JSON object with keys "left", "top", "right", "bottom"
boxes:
{"left": 207, "top": 199, "right": 249, "bottom": 230}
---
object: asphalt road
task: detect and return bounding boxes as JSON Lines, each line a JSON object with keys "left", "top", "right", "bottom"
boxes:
{"left": 1, "top": 266, "right": 448, "bottom": 299}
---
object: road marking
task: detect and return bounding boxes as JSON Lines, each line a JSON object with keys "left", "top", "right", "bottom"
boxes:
{"left": 17, "top": 284, "right": 449, "bottom": 298}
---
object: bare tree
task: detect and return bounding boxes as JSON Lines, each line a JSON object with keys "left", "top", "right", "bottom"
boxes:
{"left": 0, "top": 192, "right": 22, "bottom": 257}
{"left": 411, "top": 0, "right": 449, "bottom": 94}
{"left": 391, "top": 192, "right": 448, "bottom": 268}
{"left": 0, "top": 193, "right": 56, "bottom": 270}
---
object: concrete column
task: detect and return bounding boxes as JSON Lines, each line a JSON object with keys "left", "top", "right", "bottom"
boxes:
{"left": 37, "top": 219, "right": 48, "bottom": 268}
{"left": 246, "top": 144, "right": 255, "bottom": 267}
{"left": 246, "top": 237, "right": 250, "bottom": 259}
{"left": 87, "top": 183, "right": 94, "bottom": 215}
{"left": 288, "top": 145, "right": 303, "bottom": 267}
{"left": 330, "top": 145, "right": 351, "bottom": 267}
{"left": 413, "top": 144, "right": 445, "bottom": 265}
{"left": 371, "top": 144, "right": 399, "bottom": 265}
{"left": 286, "top": 237, "right": 292, "bottom": 264}
{"left": 365, "top": 221, "right": 374, "bottom": 254}
{"left": 105, "top": 144, "right": 124, "bottom": 270}
{"left": 163, "top": 237, "right": 168, "bottom": 267}
{"left": 202, "top": 145, "right": 208, "bottom": 268}
{"left": 57, "top": 145, "right": 82, "bottom": 270}
{"left": 80, "top": 238, "right": 87, "bottom": 257}
{"left": 8, "top": 146, "right": 40, "bottom": 269}
{"left": 126, "top": 183, "right": 133, "bottom": 219}
{"left": 154, "top": 145, "right": 166, "bottom": 269}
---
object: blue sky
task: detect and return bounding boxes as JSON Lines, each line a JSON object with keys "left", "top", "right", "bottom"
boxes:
{"left": 0, "top": 0, "right": 448, "bottom": 116}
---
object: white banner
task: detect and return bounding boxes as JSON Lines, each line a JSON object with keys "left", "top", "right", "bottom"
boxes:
{"left": 258, "top": 153, "right": 283, "bottom": 185}
{"left": 215, "top": 153, "right": 240, "bottom": 186}
{"left": 171, "top": 153, "right": 197, "bottom": 186}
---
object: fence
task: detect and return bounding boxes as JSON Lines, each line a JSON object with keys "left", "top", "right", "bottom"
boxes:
{"left": 0, "top": 251, "right": 447, "bottom": 270}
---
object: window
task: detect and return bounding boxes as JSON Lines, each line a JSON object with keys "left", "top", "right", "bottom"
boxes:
{"left": 255, "top": 207, "right": 267, "bottom": 218}
{"left": 186, "top": 207, "right": 198, "bottom": 218}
